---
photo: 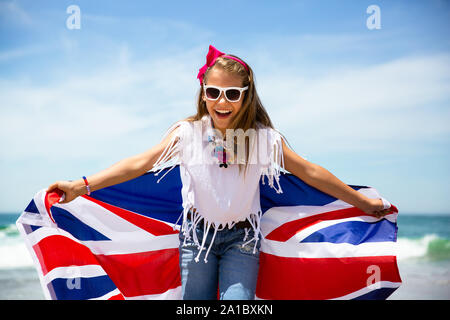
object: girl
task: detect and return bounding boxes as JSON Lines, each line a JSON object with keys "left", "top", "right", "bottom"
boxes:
{"left": 47, "top": 45, "right": 391, "bottom": 300}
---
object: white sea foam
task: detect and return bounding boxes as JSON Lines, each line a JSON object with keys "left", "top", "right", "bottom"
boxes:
{"left": 396, "top": 234, "right": 450, "bottom": 261}
{"left": 0, "top": 224, "right": 34, "bottom": 269}
{"left": 0, "top": 240, "right": 34, "bottom": 269}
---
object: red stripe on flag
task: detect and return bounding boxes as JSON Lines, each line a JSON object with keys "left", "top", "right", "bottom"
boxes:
{"left": 33, "top": 235, "right": 101, "bottom": 275}
{"left": 266, "top": 206, "right": 397, "bottom": 242}
{"left": 95, "top": 248, "right": 181, "bottom": 298}
{"left": 256, "top": 253, "right": 402, "bottom": 300}
{"left": 83, "top": 195, "right": 178, "bottom": 236}
{"left": 44, "top": 190, "right": 64, "bottom": 223}
{"left": 108, "top": 293, "right": 125, "bottom": 300}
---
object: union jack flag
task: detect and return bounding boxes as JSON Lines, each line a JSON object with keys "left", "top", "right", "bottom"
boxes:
{"left": 16, "top": 166, "right": 401, "bottom": 300}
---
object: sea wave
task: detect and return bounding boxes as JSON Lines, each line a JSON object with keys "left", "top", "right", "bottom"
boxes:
{"left": 396, "top": 234, "right": 450, "bottom": 261}
{"left": 0, "top": 224, "right": 33, "bottom": 269}
{"left": 0, "top": 223, "right": 19, "bottom": 239}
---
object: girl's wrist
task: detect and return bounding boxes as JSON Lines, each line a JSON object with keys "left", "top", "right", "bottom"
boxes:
{"left": 357, "top": 196, "right": 380, "bottom": 212}
{"left": 354, "top": 194, "right": 372, "bottom": 212}
{"left": 72, "top": 179, "right": 88, "bottom": 197}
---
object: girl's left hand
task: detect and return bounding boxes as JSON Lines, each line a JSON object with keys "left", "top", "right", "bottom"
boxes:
{"left": 360, "top": 198, "right": 392, "bottom": 218}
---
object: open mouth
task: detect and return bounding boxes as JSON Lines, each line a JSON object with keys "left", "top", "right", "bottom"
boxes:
{"left": 214, "top": 109, "right": 232, "bottom": 119}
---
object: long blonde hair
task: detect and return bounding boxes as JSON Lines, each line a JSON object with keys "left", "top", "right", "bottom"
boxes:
{"left": 180, "top": 54, "right": 278, "bottom": 175}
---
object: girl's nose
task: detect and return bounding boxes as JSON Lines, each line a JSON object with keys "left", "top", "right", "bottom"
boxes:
{"left": 217, "top": 92, "right": 227, "bottom": 104}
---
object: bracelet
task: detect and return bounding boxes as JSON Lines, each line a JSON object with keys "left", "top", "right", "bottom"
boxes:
{"left": 82, "top": 176, "right": 91, "bottom": 195}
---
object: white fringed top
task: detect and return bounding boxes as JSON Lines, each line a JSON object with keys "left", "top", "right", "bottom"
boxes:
{"left": 150, "top": 114, "right": 289, "bottom": 263}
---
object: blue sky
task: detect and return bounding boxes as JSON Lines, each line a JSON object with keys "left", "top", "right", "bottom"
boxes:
{"left": 0, "top": 0, "right": 449, "bottom": 214}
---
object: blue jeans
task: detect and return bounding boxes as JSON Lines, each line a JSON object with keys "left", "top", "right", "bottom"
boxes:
{"left": 178, "top": 218, "right": 261, "bottom": 300}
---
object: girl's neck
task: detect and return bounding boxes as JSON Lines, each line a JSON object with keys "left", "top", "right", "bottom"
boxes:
{"left": 210, "top": 119, "right": 227, "bottom": 140}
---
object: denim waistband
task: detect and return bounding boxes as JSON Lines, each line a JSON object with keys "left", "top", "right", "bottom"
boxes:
{"left": 186, "top": 211, "right": 252, "bottom": 230}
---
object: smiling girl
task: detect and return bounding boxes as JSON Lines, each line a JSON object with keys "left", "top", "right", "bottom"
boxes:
{"left": 47, "top": 45, "right": 391, "bottom": 300}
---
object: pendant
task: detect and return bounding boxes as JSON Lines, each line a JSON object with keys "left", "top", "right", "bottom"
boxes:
{"left": 208, "top": 134, "right": 231, "bottom": 168}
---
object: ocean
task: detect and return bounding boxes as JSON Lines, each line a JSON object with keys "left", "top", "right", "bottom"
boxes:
{"left": 1, "top": 212, "right": 449, "bottom": 300}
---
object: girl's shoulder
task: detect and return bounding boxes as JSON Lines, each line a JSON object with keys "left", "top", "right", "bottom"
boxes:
{"left": 160, "top": 116, "right": 209, "bottom": 145}
{"left": 158, "top": 119, "right": 190, "bottom": 144}
{"left": 164, "top": 116, "right": 199, "bottom": 132}
{"left": 255, "top": 121, "right": 274, "bottom": 131}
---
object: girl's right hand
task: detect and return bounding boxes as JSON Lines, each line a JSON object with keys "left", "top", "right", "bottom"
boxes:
{"left": 359, "top": 197, "right": 392, "bottom": 218}
{"left": 46, "top": 180, "right": 82, "bottom": 204}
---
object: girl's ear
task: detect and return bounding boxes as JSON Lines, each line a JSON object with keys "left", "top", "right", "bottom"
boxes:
{"left": 201, "top": 89, "right": 206, "bottom": 102}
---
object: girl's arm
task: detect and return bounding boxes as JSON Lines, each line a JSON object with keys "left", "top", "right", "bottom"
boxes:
{"left": 47, "top": 128, "right": 180, "bottom": 204}
{"left": 281, "top": 141, "right": 390, "bottom": 217}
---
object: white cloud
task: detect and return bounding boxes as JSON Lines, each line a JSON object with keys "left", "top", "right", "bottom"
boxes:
{"left": 0, "top": 0, "right": 32, "bottom": 26}
{"left": 0, "top": 46, "right": 51, "bottom": 62}
{"left": 0, "top": 48, "right": 202, "bottom": 161}
{"left": 256, "top": 53, "right": 450, "bottom": 156}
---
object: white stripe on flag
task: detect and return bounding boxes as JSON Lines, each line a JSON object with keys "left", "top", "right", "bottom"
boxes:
{"left": 84, "top": 234, "right": 179, "bottom": 255}
{"left": 261, "top": 240, "right": 397, "bottom": 258}
{"left": 261, "top": 205, "right": 337, "bottom": 236}
{"left": 53, "top": 196, "right": 158, "bottom": 241}
{"left": 25, "top": 224, "right": 80, "bottom": 247}
{"left": 25, "top": 221, "right": 180, "bottom": 255}
{"left": 90, "top": 288, "right": 122, "bottom": 300}
{"left": 43, "top": 265, "right": 107, "bottom": 284}
{"left": 124, "top": 286, "right": 182, "bottom": 300}
{"left": 323, "top": 187, "right": 383, "bottom": 209}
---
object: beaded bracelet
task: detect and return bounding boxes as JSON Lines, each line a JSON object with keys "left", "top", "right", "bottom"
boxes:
{"left": 82, "top": 176, "right": 91, "bottom": 195}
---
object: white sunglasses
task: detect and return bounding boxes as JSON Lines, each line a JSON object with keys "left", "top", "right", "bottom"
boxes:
{"left": 203, "top": 85, "right": 248, "bottom": 102}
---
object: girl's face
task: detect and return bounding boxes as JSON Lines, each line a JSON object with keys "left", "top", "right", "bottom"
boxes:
{"left": 203, "top": 67, "right": 245, "bottom": 135}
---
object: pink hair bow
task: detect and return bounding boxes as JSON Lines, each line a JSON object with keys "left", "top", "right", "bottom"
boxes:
{"left": 197, "top": 45, "right": 248, "bottom": 85}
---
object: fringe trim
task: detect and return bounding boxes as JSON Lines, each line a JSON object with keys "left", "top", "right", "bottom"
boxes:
{"left": 241, "top": 210, "right": 264, "bottom": 254}
{"left": 261, "top": 128, "right": 287, "bottom": 194}
{"left": 152, "top": 119, "right": 278, "bottom": 262}
{"left": 149, "top": 122, "right": 183, "bottom": 183}
{"left": 180, "top": 202, "right": 263, "bottom": 263}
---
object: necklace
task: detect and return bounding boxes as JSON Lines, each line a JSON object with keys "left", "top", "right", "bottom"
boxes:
{"left": 207, "top": 134, "right": 236, "bottom": 168}
{"left": 208, "top": 118, "right": 241, "bottom": 168}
